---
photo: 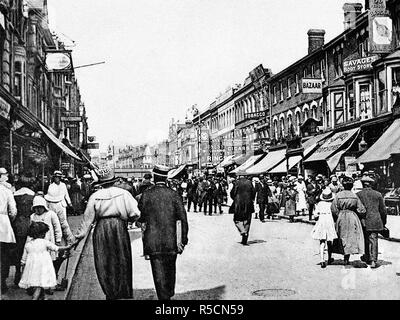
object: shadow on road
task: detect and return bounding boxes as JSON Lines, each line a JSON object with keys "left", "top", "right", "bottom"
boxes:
{"left": 327, "top": 258, "right": 392, "bottom": 269}
{"left": 131, "top": 285, "right": 226, "bottom": 300}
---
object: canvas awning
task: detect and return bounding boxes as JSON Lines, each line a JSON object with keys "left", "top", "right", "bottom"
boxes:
{"left": 219, "top": 155, "right": 236, "bottom": 167}
{"left": 230, "top": 154, "right": 265, "bottom": 174}
{"left": 245, "top": 148, "right": 286, "bottom": 175}
{"left": 357, "top": 118, "right": 400, "bottom": 164}
{"left": 304, "top": 127, "right": 360, "bottom": 170}
{"left": 269, "top": 155, "right": 303, "bottom": 174}
{"left": 302, "top": 131, "right": 334, "bottom": 158}
{"left": 39, "top": 123, "right": 82, "bottom": 161}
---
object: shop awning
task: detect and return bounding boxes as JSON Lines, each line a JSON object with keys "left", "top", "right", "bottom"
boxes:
{"left": 168, "top": 164, "right": 187, "bottom": 179}
{"left": 356, "top": 118, "right": 400, "bottom": 164}
{"left": 219, "top": 155, "right": 236, "bottom": 167}
{"left": 230, "top": 154, "right": 265, "bottom": 174}
{"left": 302, "top": 131, "right": 334, "bottom": 157}
{"left": 245, "top": 148, "right": 286, "bottom": 175}
{"left": 269, "top": 155, "right": 303, "bottom": 174}
{"left": 39, "top": 123, "right": 82, "bottom": 161}
{"left": 304, "top": 128, "right": 360, "bottom": 170}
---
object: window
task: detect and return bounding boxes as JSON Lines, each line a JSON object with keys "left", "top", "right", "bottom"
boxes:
{"left": 14, "top": 61, "right": 22, "bottom": 98}
{"left": 347, "top": 83, "right": 356, "bottom": 121}
{"left": 280, "top": 82, "right": 284, "bottom": 101}
{"left": 311, "top": 64, "right": 315, "bottom": 78}
{"left": 334, "top": 50, "right": 343, "bottom": 77}
{"left": 358, "top": 37, "right": 369, "bottom": 58}
{"left": 280, "top": 118, "right": 285, "bottom": 138}
{"left": 287, "top": 78, "right": 292, "bottom": 98}
{"left": 303, "top": 68, "right": 307, "bottom": 78}
{"left": 377, "top": 69, "right": 387, "bottom": 114}
{"left": 273, "top": 120, "right": 278, "bottom": 140}
{"left": 287, "top": 114, "right": 293, "bottom": 136}
{"left": 321, "top": 59, "right": 326, "bottom": 82}
{"left": 295, "top": 74, "right": 300, "bottom": 94}
{"left": 392, "top": 67, "right": 400, "bottom": 109}
{"left": 359, "top": 83, "right": 372, "bottom": 120}
{"left": 273, "top": 86, "right": 277, "bottom": 104}
{"left": 334, "top": 92, "right": 345, "bottom": 125}
{"left": 295, "top": 112, "right": 301, "bottom": 135}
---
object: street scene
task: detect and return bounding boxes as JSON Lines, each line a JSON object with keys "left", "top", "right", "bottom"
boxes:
{"left": 1, "top": 0, "right": 400, "bottom": 303}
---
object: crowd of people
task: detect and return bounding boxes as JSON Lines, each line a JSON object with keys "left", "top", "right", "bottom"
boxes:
{"left": 228, "top": 171, "right": 387, "bottom": 270}
{"left": 0, "top": 162, "right": 389, "bottom": 300}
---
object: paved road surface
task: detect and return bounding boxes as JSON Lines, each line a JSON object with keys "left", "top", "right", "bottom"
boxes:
{"left": 67, "top": 210, "right": 400, "bottom": 300}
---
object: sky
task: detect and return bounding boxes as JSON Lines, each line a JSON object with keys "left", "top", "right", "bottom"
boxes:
{"left": 47, "top": 0, "right": 364, "bottom": 151}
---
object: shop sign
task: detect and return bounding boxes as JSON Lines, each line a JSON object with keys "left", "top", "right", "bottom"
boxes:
{"left": 344, "top": 156, "right": 357, "bottom": 172}
{"left": 369, "top": 0, "right": 394, "bottom": 54}
{"left": 86, "top": 143, "right": 99, "bottom": 150}
{"left": 0, "top": 96, "right": 11, "bottom": 120}
{"left": 61, "top": 163, "right": 71, "bottom": 170}
{"left": 302, "top": 79, "right": 322, "bottom": 94}
{"left": 343, "top": 56, "right": 379, "bottom": 74}
{"left": 45, "top": 51, "right": 73, "bottom": 72}
{"left": 244, "top": 111, "right": 267, "bottom": 120}
{"left": 61, "top": 116, "right": 82, "bottom": 122}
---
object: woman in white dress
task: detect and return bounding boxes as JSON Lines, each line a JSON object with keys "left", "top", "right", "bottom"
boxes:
{"left": 295, "top": 176, "right": 308, "bottom": 216}
{"left": 311, "top": 189, "right": 338, "bottom": 268}
{"left": 19, "top": 222, "right": 70, "bottom": 300}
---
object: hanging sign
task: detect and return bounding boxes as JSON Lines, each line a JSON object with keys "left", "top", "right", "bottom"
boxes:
{"left": 0, "top": 96, "right": 11, "bottom": 120}
{"left": 343, "top": 55, "right": 379, "bottom": 73}
{"left": 369, "top": 0, "right": 394, "bottom": 54}
{"left": 302, "top": 79, "right": 323, "bottom": 94}
{"left": 45, "top": 51, "right": 73, "bottom": 72}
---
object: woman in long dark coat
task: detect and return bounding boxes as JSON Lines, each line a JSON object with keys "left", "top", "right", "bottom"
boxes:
{"left": 74, "top": 166, "right": 141, "bottom": 300}
{"left": 230, "top": 176, "right": 255, "bottom": 245}
{"left": 331, "top": 178, "right": 366, "bottom": 265}
{"left": 11, "top": 178, "right": 35, "bottom": 285}
{"left": 284, "top": 178, "right": 297, "bottom": 223}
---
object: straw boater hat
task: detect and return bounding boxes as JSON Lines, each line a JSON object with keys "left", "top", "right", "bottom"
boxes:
{"left": 93, "top": 165, "right": 119, "bottom": 186}
{"left": 153, "top": 165, "right": 171, "bottom": 178}
{"left": 320, "top": 188, "right": 334, "bottom": 202}
{"left": 0, "top": 167, "right": 8, "bottom": 175}
{"left": 32, "top": 196, "right": 49, "bottom": 211}
{"left": 361, "top": 176, "right": 375, "bottom": 184}
{"left": 53, "top": 170, "right": 63, "bottom": 177}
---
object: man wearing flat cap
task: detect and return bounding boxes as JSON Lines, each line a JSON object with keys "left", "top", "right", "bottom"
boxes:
{"left": 138, "top": 165, "right": 189, "bottom": 300}
{"left": 357, "top": 176, "right": 387, "bottom": 268}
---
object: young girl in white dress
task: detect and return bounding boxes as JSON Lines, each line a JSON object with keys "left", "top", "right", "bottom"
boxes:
{"left": 19, "top": 222, "right": 70, "bottom": 300}
{"left": 311, "top": 189, "right": 338, "bottom": 268}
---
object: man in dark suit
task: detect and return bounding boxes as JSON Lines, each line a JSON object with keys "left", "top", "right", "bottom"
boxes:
{"left": 230, "top": 175, "right": 256, "bottom": 245}
{"left": 255, "top": 175, "right": 272, "bottom": 222}
{"left": 213, "top": 177, "right": 225, "bottom": 214}
{"left": 138, "top": 165, "right": 189, "bottom": 300}
{"left": 357, "top": 176, "right": 387, "bottom": 269}
{"left": 138, "top": 173, "right": 154, "bottom": 195}
{"left": 186, "top": 178, "right": 198, "bottom": 212}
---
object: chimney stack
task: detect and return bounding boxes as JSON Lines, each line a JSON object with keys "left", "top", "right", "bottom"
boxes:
{"left": 343, "top": 3, "right": 363, "bottom": 30}
{"left": 308, "top": 29, "right": 326, "bottom": 54}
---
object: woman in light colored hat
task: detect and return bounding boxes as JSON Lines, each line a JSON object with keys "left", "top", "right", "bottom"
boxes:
{"left": 311, "top": 189, "right": 338, "bottom": 268}
{"left": 74, "top": 165, "right": 141, "bottom": 300}
{"left": 295, "top": 175, "right": 307, "bottom": 216}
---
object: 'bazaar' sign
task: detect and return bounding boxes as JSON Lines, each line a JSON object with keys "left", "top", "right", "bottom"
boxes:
{"left": 343, "top": 56, "right": 379, "bottom": 74}
{"left": 302, "top": 79, "right": 323, "bottom": 94}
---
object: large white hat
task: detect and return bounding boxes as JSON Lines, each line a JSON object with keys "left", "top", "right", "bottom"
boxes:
{"left": 32, "top": 196, "right": 49, "bottom": 211}
{"left": 0, "top": 168, "right": 7, "bottom": 174}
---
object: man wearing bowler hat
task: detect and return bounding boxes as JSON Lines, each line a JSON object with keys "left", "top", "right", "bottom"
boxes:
{"left": 137, "top": 165, "right": 189, "bottom": 300}
{"left": 357, "top": 175, "right": 387, "bottom": 268}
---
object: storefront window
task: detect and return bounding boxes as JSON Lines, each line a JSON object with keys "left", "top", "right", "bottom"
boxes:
{"left": 392, "top": 67, "right": 400, "bottom": 109}
{"left": 359, "top": 83, "right": 372, "bottom": 120}
{"left": 347, "top": 83, "right": 356, "bottom": 121}
{"left": 377, "top": 69, "right": 387, "bottom": 115}
{"left": 334, "top": 92, "right": 344, "bottom": 125}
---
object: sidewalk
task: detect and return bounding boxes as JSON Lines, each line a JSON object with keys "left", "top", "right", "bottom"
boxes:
{"left": 0, "top": 215, "right": 87, "bottom": 300}
{"left": 275, "top": 210, "right": 400, "bottom": 243}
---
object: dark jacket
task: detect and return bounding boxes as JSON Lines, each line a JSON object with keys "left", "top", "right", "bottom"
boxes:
{"left": 255, "top": 181, "right": 272, "bottom": 204}
{"left": 13, "top": 193, "right": 34, "bottom": 237}
{"left": 138, "top": 179, "right": 154, "bottom": 195}
{"left": 356, "top": 188, "right": 387, "bottom": 231}
{"left": 186, "top": 180, "right": 198, "bottom": 199}
{"left": 230, "top": 178, "right": 255, "bottom": 221}
{"left": 306, "top": 182, "right": 320, "bottom": 205}
{"left": 138, "top": 183, "right": 189, "bottom": 256}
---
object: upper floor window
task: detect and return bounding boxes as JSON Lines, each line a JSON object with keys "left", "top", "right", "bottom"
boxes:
{"left": 321, "top": 59, "right": 326, "bottom": 82}
{"left": 280, "top": 118, "right": 285, "bottom": 138}
{"left": 287, "top": 78, "right": 292, "bottom": 98}
{"left": 14, "top": 61, "right": 22, "bottom": 98}
{"left": 311, "top": 64, "right": 315, "bottom": 78}
{"left": 295, "top": 74, "right": 300, "bottom": 94}
{"left": 334, "top": 50, "right": 343, "bottom": 78}
{"left": 280, "top": 82, "right": 284, "bottom": 101}
{"left": 273, "top": 86, "right": 277, "bottom": 104}
{"left": 303, "top": 68, "right": 308, "bottom": 78}
{"left": 358, "top": 37, "right": 369, "bottom": 58}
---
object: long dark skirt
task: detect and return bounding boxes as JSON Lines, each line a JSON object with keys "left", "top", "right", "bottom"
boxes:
{"left": 93, "top": 217, "right": 133, "bottom": 300}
